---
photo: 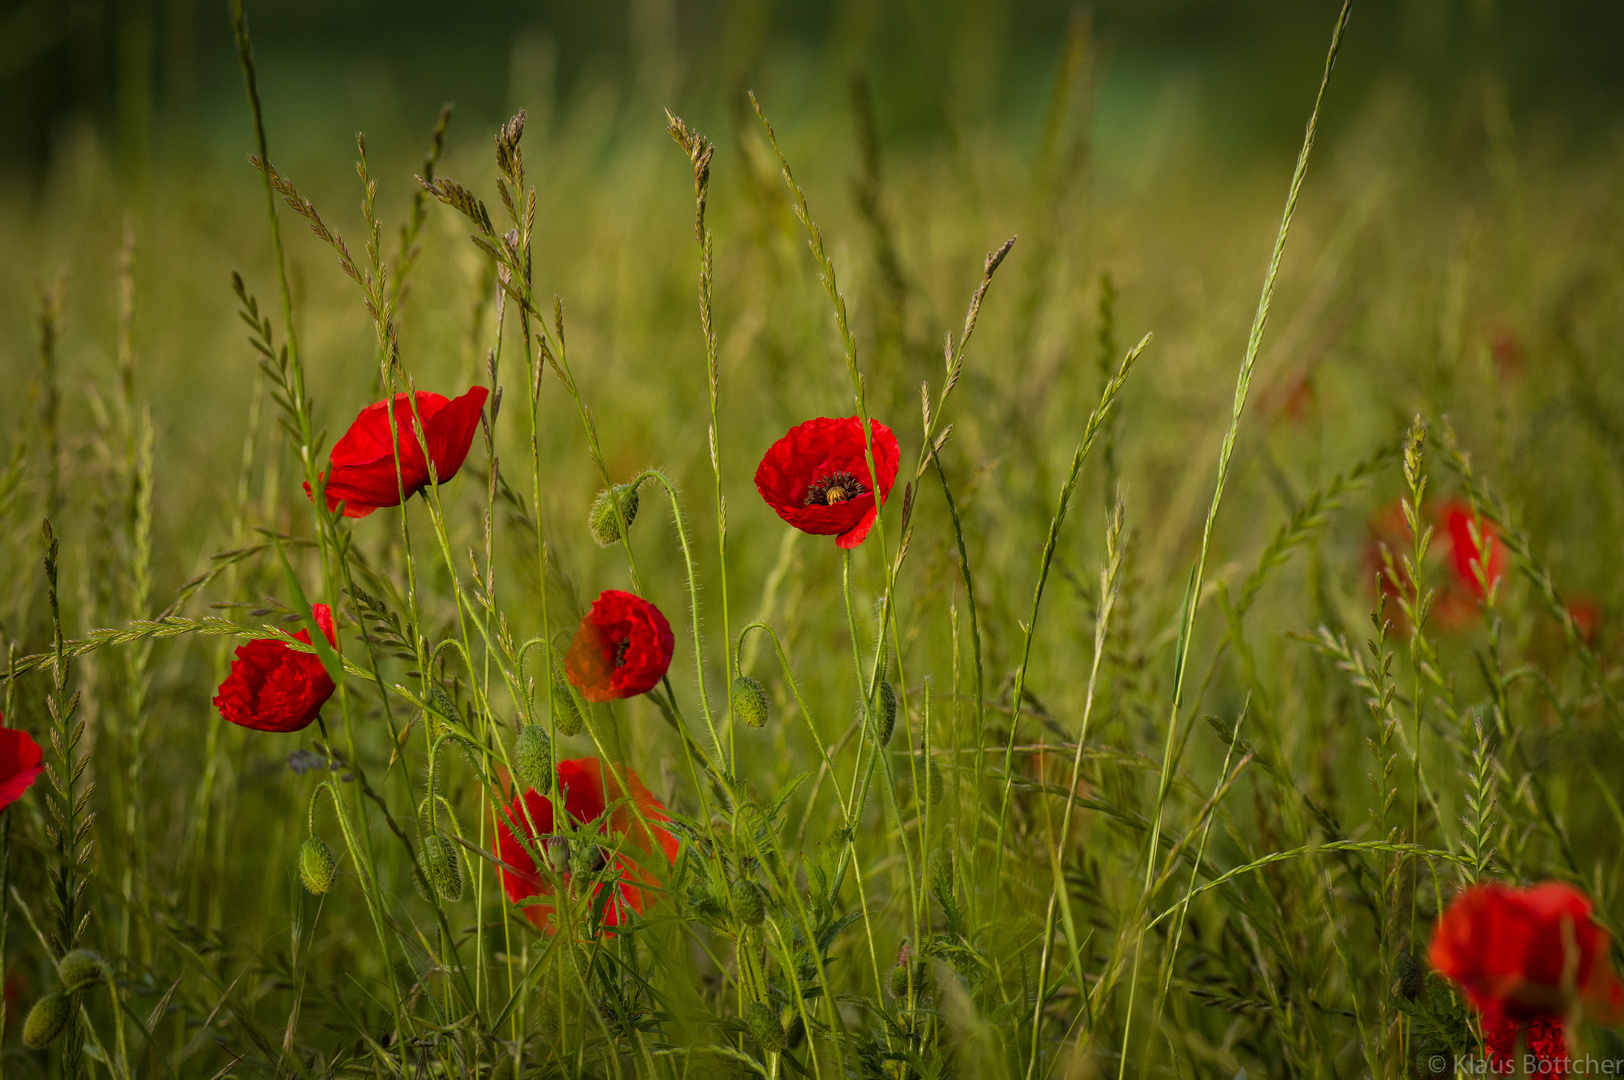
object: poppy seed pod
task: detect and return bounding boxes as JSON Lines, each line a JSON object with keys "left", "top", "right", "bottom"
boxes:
{"left": 732, "top": 676, "right": 769, "bottom": 729}
{"left": 744, "top": 1000, "right": 785, "bottom": 1052}
{"left": 514, "top": 724, "right": 552, "bottom": 794}
{"left": 873, "top": 680, "right": 898, "bottom": 746}
{"left": 544, "top": 835, "right": 572, "bottom": 873}
{"left": 421, "top": 833, "right": 463, "bottom": 901}
{"left": 299, "top": 836, "right": 337, "bottom": 895}
{"left": 23, "top": 991, "right": 72, "bottom": 1050}
{"left": 550, "top": 674, "right": 583, "bottom": 737}
{"left": 733, "top": 879, "right": 765, "bottom": 928}
{"left": 58, "top": 950, "right": 107, "bottom": 994}
{"left": 589, "top": 484, "right": 640, "bottom": 547}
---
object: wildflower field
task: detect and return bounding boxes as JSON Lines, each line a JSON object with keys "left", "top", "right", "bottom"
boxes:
{"left": 2, "top": 1, "right": 1623, "bottom": 1076}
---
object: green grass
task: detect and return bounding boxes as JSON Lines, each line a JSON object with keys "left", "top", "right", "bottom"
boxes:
{"left": 0, "top": 3, "right": 1622, "bottom": 1078}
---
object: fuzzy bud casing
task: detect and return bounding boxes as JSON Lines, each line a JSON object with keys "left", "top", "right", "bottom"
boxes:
{"left": 926, "top": 758, "right": 944, "bottom": 807}
{"left": 589, "top": 484, "right": 639, "bottom": 547}
{"left": 732, "top": 676, "right": 769, "bottom": 729}
{"left": 421, "top": 833, "right": 464, "bottom": 901}
{"left": 744, "top": 1001, "right": 785, "bottom": 1052}
{"left": 1393, "top": 951, "right": 1422, "bottom": 1002}
{"left": 550, "top": 676, "right": 583, "bottom": 737}
{"left": 299, "top": 837, "right": 337, "bottom": 895}
{"left": 514, "top": 724, "right": 552, "bottom": 793}
{"left": 23, "top": 992, "right": 72, "bottom": 1050}
{"left": 733, "top": 879, "right": 765, "bottom": 928}
{"left": 57, "top": 950, "right": 107, "bottom": 994}
{"left": 873, "top": 680, "right": 898, "bottom": 746}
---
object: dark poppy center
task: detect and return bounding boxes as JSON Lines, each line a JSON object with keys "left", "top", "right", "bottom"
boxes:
{"left": 611, "top": 638, "right": 630, "bottom": 669}
{"left": 803, "top": 471, "right": 867, "bottom": 508}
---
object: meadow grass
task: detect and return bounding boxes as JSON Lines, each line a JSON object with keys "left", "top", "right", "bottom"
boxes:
{"left": 0, "top": 3, "right": 1622, "bottom": 1078}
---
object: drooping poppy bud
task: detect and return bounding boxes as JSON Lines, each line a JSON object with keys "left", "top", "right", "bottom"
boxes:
{"left": 299, "top": 837, "right": 337, "bottom": 895}
{"left": 588, "top": 484, "right": 640, "bottom": 547}
{"left": 744, "top": 1001, "right": 785, "bottom": 1052}
{"left": 1393, "top": 952, "right": 1422, "bottom": 1002}
{"left": 873, "top": 680, "right": 898, "bottom": 746}
{"left": 732, "top": 676, "right": 769, "bottom": 729}
{"left": 22, "top": 992, "right": 71, "bottom": 1050}
{"left": 550, "top": 673, "right": 583, "bottom": 736}
{"left": 926, "top": 758, "right": 944, "bottom": 808}
{"left": 57, "top": 951, "right": 107, "bottom": 994}
{"left": 733, "top": 879, "right": 765, "bottom": 928}
{"left": 514, "top": 724, "right": 552, "bottom": 794}
{"left": 420, "top": 833, "right": 463, "bottom": 901}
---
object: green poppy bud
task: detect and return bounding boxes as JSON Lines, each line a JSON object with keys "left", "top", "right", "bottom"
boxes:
{"left": 23, "top": 992, "right": 72, "bottom": 1050}
{"left": 299, "top": 836, "right": 337, "bottom": 895}
{"left": 550, "top": 675, "right": 583, "bottom": 737}
{"left": 744, "top": 1000, "right": 785, "bottom": 1053}
{"left": 1393, "top": 951, "right": 1422, "bottom": 1002}
{"left": 732, "top": 676, "right": 769, "bottom": 729}
{"left": 873, "top": 680, "right": 898, "bottom": 746}
{"left": 428, "top": 685, "right": 459, "bottom": 728}
{"left": 514, "top": 724, "right": 552, "bottom": 794}
{"left": 421, "top": 833, "right": 464, "bottom": 902}
{"left": 926, "top": 758, "right": 944, "bottom": 807}
{"left": 57, "top": 950, "right": 107, "bottom": 994}
{"left": 589, "top": 484, "right": 639, "bottom": 547}
{"left": 733, "top": 879, "right": 765, "bottom": 928}
{"left": 544, "top": 835, "right": 571, "bottom": 873}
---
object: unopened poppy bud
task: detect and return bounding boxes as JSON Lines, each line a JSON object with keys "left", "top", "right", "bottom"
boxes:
{"left": 550, "top": 675, "right": 583, "bottom": 737}
{"left": 781, "top": 1005, "right": 806, "bottom": 1050}
{"left": 873, "top": 680, "right": 898, "bottom": 746}
{"left": 1393, "top": 951, "right": 1422, "bottom": 1002}
{"left": 732, "top": 676, "right": 769, "bottom": 729}
{"left": 58, "top": 950, "right": 107, "bottom": 993}
{"left": 589, "top": 483, "right": 639, "bottom": 547}
{"left": 926, "top": 758, "right": 944, "bottom": 807}
{"left": 23, "top": 992, "right": 72, "bottom": 1050}
{"left": 733, "top": 879, "right": 765, "bottom": 928}
{"left": 299, "top": 837, "right": 337, "bottom": 895}
{"left": 421, "top": 833, "right": 464, "bottom": 901}
{"left": 428, "top": 685, "right": 458, "bottom": 727}
{"left": 544, "top": 835, "right": 571, "bottom": 873}
{"left": 744, "top": 1000, "right": 785, "bottom": 1052}
{"left": 514, "top": 724, "right": 552, "bottom": 793}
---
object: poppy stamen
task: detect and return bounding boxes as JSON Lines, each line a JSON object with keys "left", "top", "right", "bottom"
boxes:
{"left": 612, "top": 639, "right": 630, "bottom": 669}
{"left": 803, "top": 471, "right": 866, "bottom": 508}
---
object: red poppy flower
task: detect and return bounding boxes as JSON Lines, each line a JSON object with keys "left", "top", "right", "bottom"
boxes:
{"left": 212, "top": 605, "right": 339, "bottom": 733}
{"left": 1429, "top": 882, "right": 1624, "bottom": 1026}
{"left": 494, "top": 757, "right": 680, "bottom": 933}
{"left": 1441, "top": 499, "right": 1506, "bottom": 602}
{"left": 1483, "top": 1013, "right": 1573, "bottom": 1076}
{"left": 754, "top": 416, "right": 900, "bottom": 549}
{"left": 1565, "top": 596, "right": 1602, "bottom": 647}
{"left": 565, "top": 590, "right": 673, "bottom": 703}
{"left": 0, "top": 722, "right": 43, "bottom": 810}
{"left": 306, "top": 387, "right": 489, "bottom": 518}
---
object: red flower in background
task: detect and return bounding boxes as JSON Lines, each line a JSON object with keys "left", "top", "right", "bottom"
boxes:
{"left": 494, "top": 757, "right": 679, "bottom": 933}
{"left": 213, "top": 605, "right": 339, "bottom": 732}
{"left": 1565, "top": 595, "right": 1602, "bottom": 647}
{"left": 1441, "top": 499, "right": 1506, "bottom": 602}
{"left": 755, "top": 417, "right": 900, "bottom": 549}
{"left": 307, "top": 387, "right": 488, "bottom": 518}
{"left": 565, "top": 590, "right": 674, "bottom": 703}
{"left": 1429, "top": 882, "right": 1624, "bottom": 1035}
{"left": 1483, "top": 1013, "right": 1572, "bottom": 1076}
{"left": 0, "top": 722, "right": 43, "bottom": 810}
